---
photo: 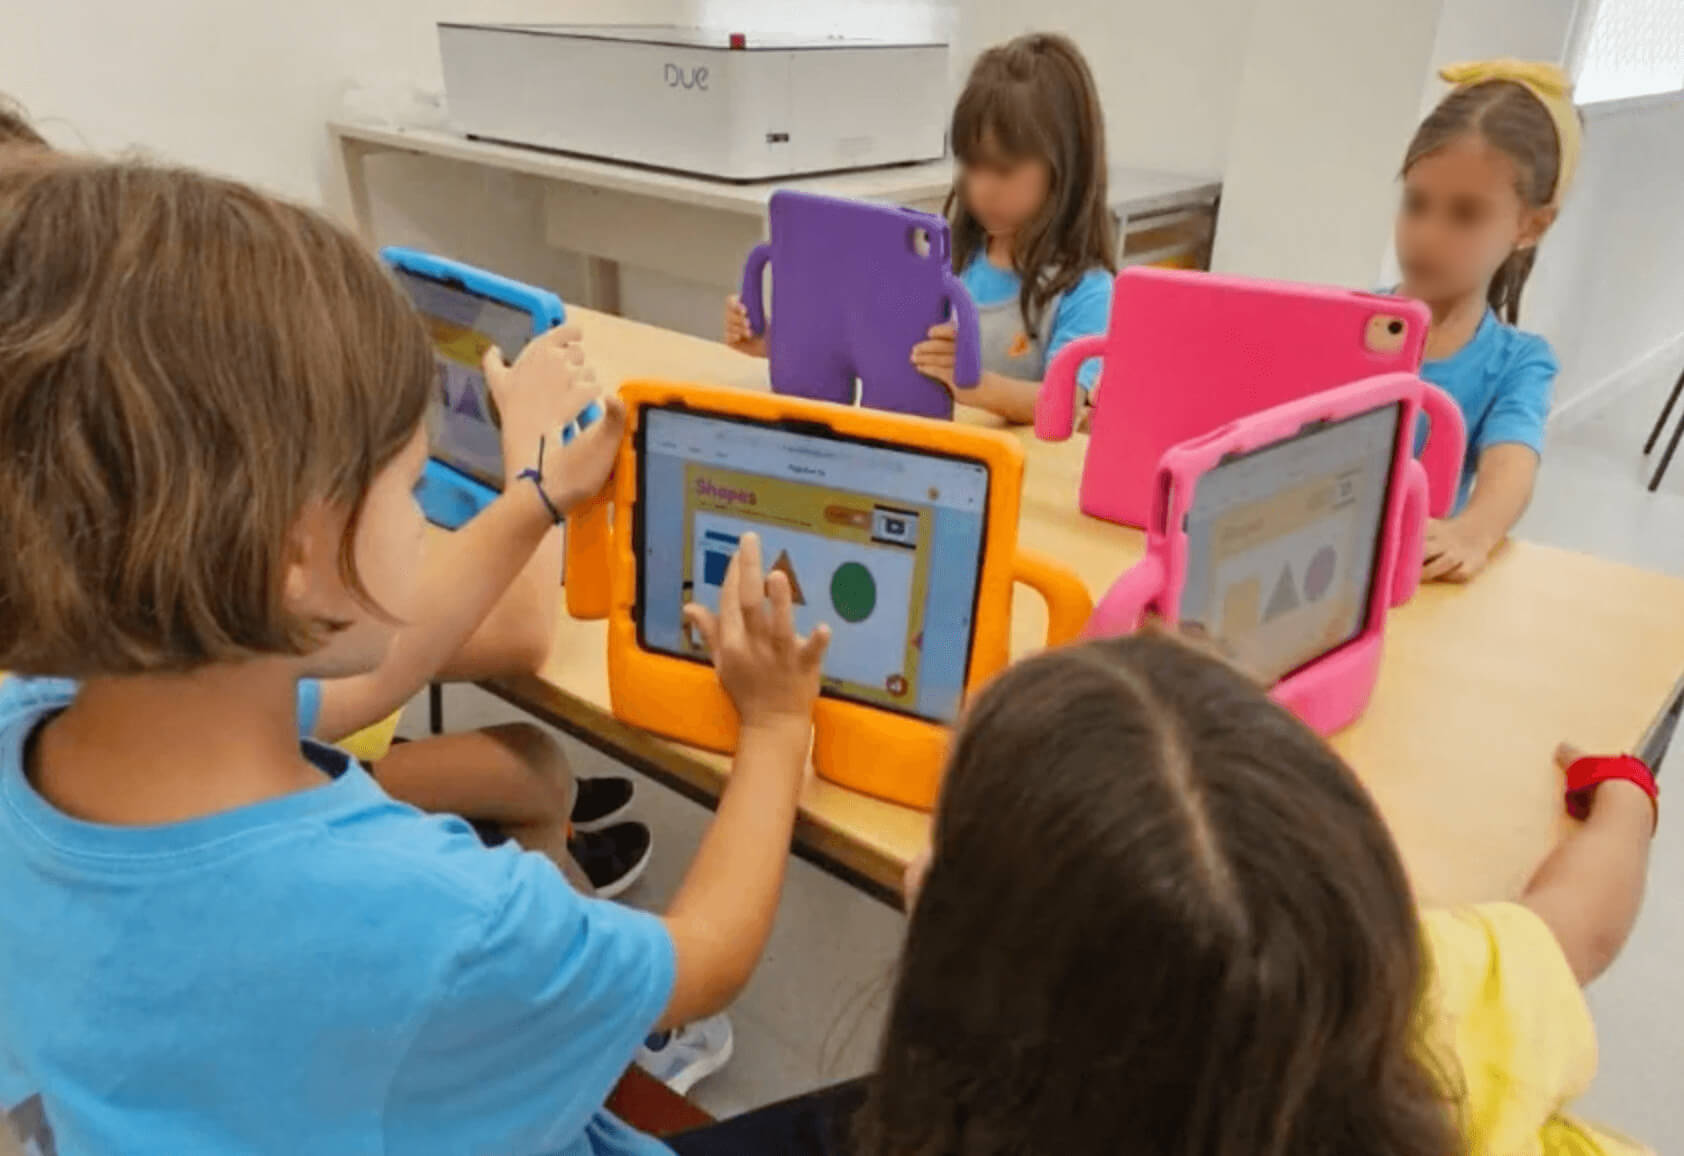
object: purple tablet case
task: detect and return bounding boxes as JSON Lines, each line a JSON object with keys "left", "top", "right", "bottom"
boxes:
{"left": 740, "top": 191, "right": 981, "bottom": 420}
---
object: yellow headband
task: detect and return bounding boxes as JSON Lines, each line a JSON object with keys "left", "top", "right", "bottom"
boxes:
{"left": 1439, "top": 58, "right": 1581, "bottom": 207}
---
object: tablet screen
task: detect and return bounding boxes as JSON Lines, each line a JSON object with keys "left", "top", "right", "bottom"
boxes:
{"left": 393, "top": 268, "right": 534, "bottom": 489}
{"left": 637, "top": 406, "right": 991, "bottom": 724}
{"left": 1179, "top": 403, "right": 1401, "bottom": 685}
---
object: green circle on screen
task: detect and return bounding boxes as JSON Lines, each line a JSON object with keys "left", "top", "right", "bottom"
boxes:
{"left": 830, "top": 562, "right": 877, "bottom": 624}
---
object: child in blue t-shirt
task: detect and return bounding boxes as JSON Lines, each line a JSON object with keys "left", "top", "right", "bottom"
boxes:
{"left": 726, "top": 33, "right": 1115, "bottom": 424}
{"left": 0, "top": 156, "right": 829, "bottom": 1155}
{"left": 1394, "top": 61, "right": 1581, "bottom": 582}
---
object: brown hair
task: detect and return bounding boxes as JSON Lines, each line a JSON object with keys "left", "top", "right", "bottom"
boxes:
{"left": 854, "top": 632, "right": 1458, "bottom": 1156}
{"left": 947, "top": 33, "right": 1117, "bottom": 337}
{"left": 0, "top": 153, "right": 433, "bottom": 676}
{"left": 1403, "top": 80, "right": 1566, "bottom": 325}
{"left": 0, "top": 96, "right": 47, "bottom": 151}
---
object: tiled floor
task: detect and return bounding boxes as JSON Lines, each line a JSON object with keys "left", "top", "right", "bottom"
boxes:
{"left": 4, "top": 367, "right": 1679, "bottom": 1156}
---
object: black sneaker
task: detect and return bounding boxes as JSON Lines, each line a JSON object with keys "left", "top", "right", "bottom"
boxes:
{"left": 569, "top": 821, "right": 653, "bottom": 900}
{"left": 571, "top": 776, "right": 636, "bottom": 832}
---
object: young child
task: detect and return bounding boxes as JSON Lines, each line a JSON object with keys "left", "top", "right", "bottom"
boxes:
{"left": 1396, "top": 60, "right": 1580, "bottom": 583}
{"left": 0, "top": 97, "right": 647, "bottom": 899}
{"left": 725, "top": 32, "right": 1116, "bottom": 424}
{"left": 0, "top": 153, "right": 830, "bottom": 1153}
{"left": 665, "top": 632, "right": 1655, "bottom": 1155}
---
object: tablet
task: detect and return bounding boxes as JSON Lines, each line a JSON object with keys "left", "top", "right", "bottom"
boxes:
{"left": 1037, "top": 267, "right": 1439, "bottom": 529}
{"left": 389, "top": 265, "right": 549, "bottom": 488}
{"left": 739, "top": 190, "right": 981, "bottom": 419}
{"left": 636, "top": 404, "right": 991, "bottom": 723}
{"left": 1176, "top": 402, "right": 1399, "bottom": 684}
{"left": 564, "top": 381, "right": 1095, "bottom": 809}
{"left": 382, "top": 247, "right": 568, "bottom": 529}
{"left": 1087, "top": 372, "right": 1466, "bottom": 736}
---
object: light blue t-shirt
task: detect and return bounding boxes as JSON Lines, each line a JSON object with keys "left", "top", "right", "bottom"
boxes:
{"left": 960, "top": 259, "right": 1112, "bottom": 389}
{"left": 0, "top": 676, "right": 676, "bottom": 1156}
{"left": 1419, "top": 309, "right": 1558, "bottom": 512}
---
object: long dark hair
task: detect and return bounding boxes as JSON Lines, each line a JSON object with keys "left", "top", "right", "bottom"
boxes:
{"left": 1403, "top": 80, "right": 1566, "bottom": 325}
{"left": 946, "top": 33, "right": 1117, "bottom": 338}
{"left": 853, "top": 632, "right": 1458, "bottom": 1156}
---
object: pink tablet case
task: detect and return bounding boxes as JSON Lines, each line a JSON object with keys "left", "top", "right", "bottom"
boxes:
{"left": 1036, "top": 268, "right": 1436, "bottom": 528}
{"left": 740, "top": 190, "right": 981, "bottom": 420}
{"left": 1087, "top": 373, "right": 1466, "bottom": 736}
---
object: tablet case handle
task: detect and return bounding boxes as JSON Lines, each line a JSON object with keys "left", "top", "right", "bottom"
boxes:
{"left": 1084, "top": 555, "right": 1167, "bottom": 639}
{"left": 1011, "top": 549, "right": 1095, "bottom": 645}
{"left": 1035, "top": 334, "right": 1107, "bottom": 442}
{"left": 740, "top": 243, "right": 773, "bottom": 337}
{"left": 1389, "top": 462, "right": 1429, "bottom": 609}
{"left": 941, "top": 273, "right": 983, "bottom": 390}
{"left": 1416, "top": 383, "right": 1467, "bottom": 519}
{"left": 564, "top": 491, "right": 614, "bottom": 620}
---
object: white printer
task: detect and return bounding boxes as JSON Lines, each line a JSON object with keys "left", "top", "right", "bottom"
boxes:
{"left": 437, "top": 24, "right": 950, "bottom": 182}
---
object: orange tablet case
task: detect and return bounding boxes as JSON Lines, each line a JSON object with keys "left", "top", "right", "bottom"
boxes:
{"left": 564, "top": 382, "right": 1092, "bottom": 810}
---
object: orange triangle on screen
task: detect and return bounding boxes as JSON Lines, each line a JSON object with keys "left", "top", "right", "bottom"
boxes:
{"left": 770, "top": 549, "right": 806, "bottom": 605}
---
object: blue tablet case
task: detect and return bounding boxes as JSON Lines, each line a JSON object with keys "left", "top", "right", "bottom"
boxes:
{"left": 382, "top": 247, "right": 600, "bottom": 529}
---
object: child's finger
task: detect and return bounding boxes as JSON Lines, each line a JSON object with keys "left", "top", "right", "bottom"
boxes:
{"left": 1422, "top": 551, "right": 1457, "bottom": 582}
{"left": 797, "top": 623, "right": 832, "bottom": 669}
{"left": 717, "top": 548, "right": 748, "bottom": 647}
{"left": 527, "top": 324, "right": 583, "bottom": 356}
{"left": 766, "top": 570, "right": 795, "bottom": 650}
{"left": 683, "top": 603, "right": 720, "bottom": 656}
{"left": 735, "top": 534, "right": 767, "bottom": 630}
{"left": 481, "top": 345, "right": 509, "bottom": 391}
{"left": 1554, "top": 742, "right": 1587, "bottom": 770}
{"left": 927, "top": 322, "right": 957, "bottom": 339}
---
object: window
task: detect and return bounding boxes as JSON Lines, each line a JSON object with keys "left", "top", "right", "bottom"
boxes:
{"left": 1573, "top": 0, "right": 1684, "bottom": 104}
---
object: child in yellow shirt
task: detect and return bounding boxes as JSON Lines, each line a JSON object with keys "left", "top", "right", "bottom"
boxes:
{"left": 668, "top": 632, "right": 1657, "bottom": 1155}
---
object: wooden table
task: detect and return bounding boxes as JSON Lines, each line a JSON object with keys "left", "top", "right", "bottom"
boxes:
{"left": 473, "top": 306, "right": 1684, "bottom": 907}
{"left": 330, "top": 120, "right": 1221, "bottom": 312}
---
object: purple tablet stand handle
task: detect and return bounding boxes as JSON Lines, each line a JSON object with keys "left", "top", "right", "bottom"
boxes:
{"left": 740, "top": 191, "right": 981, "bottom": 420}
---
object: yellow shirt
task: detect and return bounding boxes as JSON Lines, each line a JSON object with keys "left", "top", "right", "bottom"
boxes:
{"left": 1423, "top": 903, "right": 1650, "bottom": 1156}
{"left": 336, "top": 710, "right": 404, "bottom": 765}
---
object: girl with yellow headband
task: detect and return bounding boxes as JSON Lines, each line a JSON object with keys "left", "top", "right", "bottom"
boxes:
{"left": 1397, "top": 59, "right": 1581, "bottom": 583}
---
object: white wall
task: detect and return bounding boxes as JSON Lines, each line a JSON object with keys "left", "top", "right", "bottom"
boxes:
{"left": 3, "top": 1, "right": 686, "bottom": 310}
{"left": 1210, "top": 0, "right": 1446, "bottom": 288}
{"left": 1529, "top": 93, "right": 1684, "bottom": 414}
{"left": 962, "top": 0, "right": 1253, "bottom": 178}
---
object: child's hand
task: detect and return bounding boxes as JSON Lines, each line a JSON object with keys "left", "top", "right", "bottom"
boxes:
{"left": 724, "top": 294, "right": 768, "bottom": 358}
{"left": 483, "top": 329, "right": 627, "bottom": 516}
{"left": 910, "top": 321, "right": 959, "bottom": 390}
{"left": 1423, "top": 517, "right": 1496, "bottom": 583}
{"left": 1555, "top": 742, "right": 1658, "bottom": 824}
{"left": 683, "top": 532, "right": 830, "bottom": 738}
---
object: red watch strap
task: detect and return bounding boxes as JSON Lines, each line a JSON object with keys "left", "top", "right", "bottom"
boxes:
{"left": 1564, "top": 754, "right": 1658, "bottom": 826}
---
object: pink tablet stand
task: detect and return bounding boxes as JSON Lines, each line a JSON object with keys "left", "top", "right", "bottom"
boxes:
{"left": 740, "top": 190, "right": 981, "bottom": 420}
{"left": 1087, "top": 373, "right": 1466, "bottom": 736}
{"left": 1037, "top": 267, "right": 1436, "bottom": 528}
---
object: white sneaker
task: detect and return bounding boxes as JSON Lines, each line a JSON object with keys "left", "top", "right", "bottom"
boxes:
{"left": 635, "top": 1013, "right": 735, "bottom": 1095}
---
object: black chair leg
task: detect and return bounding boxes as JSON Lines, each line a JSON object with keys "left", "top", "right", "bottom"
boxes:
{"left": 1650, "top": 397, "right": 1684, "bottom": 493}
{"left": 1643, "top": 363, "right": 1684, "bottom": 455}
{"left": 428, "top": 682, "right": 445, "bottom": 735}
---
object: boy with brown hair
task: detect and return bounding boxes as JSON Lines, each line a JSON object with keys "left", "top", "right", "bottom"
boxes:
{"left": 0, "top": 92, "right": 656, "bottom": 902}
{"left": 0, "top": 152, "right": 828, "bottom": 1154}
